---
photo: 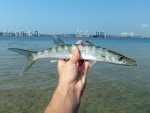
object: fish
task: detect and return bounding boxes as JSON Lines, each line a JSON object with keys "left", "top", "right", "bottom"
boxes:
{"left": 8, "top": 38, "right": 137, "bottom": 76}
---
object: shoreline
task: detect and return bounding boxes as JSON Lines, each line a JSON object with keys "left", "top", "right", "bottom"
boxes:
{"left": 0, "top": 36, "right": 149, "bottom": 38}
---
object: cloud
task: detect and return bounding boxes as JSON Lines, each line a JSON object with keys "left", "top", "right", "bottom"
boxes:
{"left": 141, "top": 24, "right": 150, "bottom": 28}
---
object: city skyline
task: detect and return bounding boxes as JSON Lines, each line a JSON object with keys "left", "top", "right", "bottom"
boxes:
{"left": 1, "top": 0, "right": 150, "bottom": 36}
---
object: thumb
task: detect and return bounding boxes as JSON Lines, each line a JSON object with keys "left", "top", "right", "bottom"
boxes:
{"left": 69, "top": 46, "right": 80, "bottom": 64}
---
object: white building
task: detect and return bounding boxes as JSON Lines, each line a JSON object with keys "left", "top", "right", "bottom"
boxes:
{"left": 121, "top": 31, "right": 134, "bottom": 37}
{"left": 76, "top": 27, "right": 83, "bottom": 37}
{"left": 76, "top": 27, "right": 89, "bottom": 37}
{"left": 2, "top": 27, "right": 12, "bottom": 36}
{"left": 28, "top": 28, "right": 32, "bottom": 37}
{"left": 19, "top": 28, "right": 24, "bottom": 36}
{"left": 85, "top": 30, "right": 89, "bottom": 37}
{"left": 15, "top": 30, "right": 19, "bottom": 36}
{"left": 130, "top": 32, "right": 134, "bottom": 37}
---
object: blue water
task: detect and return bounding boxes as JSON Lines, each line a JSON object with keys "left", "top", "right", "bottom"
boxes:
{"left": 0, "top": 37, "right": 150, "bottom": 113}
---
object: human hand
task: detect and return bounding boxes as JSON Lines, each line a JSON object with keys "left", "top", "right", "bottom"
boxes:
{"left": 57, "top": 40, "right": 89, "bottom": 98}
{"left": 44, "top": 40, "right": 89, "bottom": 113}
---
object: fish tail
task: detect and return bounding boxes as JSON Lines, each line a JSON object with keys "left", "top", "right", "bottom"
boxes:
{"left": 8, "top": 48, "right": 37, "bottom": 76}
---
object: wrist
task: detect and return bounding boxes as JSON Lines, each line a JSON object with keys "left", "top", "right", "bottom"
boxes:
{"left": 54, "top": 83, "right": 80, "bottom": 113}
{"left": 57, "top": 82, "right": 80, "bottom": 101}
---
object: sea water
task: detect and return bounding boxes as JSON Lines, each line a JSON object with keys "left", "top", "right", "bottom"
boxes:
{"left": 0, "top": 37, "right": 150, "bottom": 113}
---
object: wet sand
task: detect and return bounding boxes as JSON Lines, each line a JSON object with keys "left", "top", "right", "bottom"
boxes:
{"left": 0, "top": 88, "right": 54, "bottom": 113}
{"left": 1, "top": 67, "right": 150, "bottom": 113}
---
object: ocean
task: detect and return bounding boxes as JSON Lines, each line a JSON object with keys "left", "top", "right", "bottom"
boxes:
{"left": 0, "top": 37, "right": 150, "bottom": 113}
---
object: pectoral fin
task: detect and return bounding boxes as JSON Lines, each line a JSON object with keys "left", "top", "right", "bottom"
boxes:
{"left": 50, "top": 60, "right": 58, "bottom": 62}
{"left": 89, "top": 60, "right": 97, "bottom": 67}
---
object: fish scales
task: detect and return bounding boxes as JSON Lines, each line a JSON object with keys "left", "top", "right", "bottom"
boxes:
{"left": 33, "top": 44, "right": 97, "bottom": 60}
{"left": 8, "top": 38, "right": 137, "bottom": 75}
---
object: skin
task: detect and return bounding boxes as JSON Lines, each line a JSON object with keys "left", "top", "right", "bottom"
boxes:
{"left": 44, "top": 40, "right": 89, "bottom": 113}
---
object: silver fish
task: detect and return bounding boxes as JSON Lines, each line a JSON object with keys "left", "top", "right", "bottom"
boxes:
{"left": 8, "top": 38, "right": 137, "bottom": 76}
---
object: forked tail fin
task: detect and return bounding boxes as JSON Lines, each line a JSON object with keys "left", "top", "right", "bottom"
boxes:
{"left": 8, "top": 48, "right": 37, "bottom": 76}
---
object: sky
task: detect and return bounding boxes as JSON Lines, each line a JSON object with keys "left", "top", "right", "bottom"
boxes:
{"left": 0, "top": 0, "right": 150, "bottom": 36}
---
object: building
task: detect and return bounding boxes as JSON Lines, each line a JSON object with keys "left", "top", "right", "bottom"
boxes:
{"left": 28, "top": 28, "right": 32, "bottom": 37}
{"left": 121, "top": 31, "right": 134, "bottom": 37}
{"left": 76, "top": 27, "right": 89, "bottom": 37}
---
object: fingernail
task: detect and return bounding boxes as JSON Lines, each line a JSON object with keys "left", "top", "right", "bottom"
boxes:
{"left": 72, "top": 46, "right": 78, "bottom": 53}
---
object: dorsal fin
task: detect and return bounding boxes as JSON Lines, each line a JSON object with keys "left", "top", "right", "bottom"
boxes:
{"left": 53, "top": 37, "right": 65, "bottom": 46}
{"left": 86, "top": 40, "right": 94, "bottom": 45}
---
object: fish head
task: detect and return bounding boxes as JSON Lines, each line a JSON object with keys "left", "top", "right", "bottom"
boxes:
{"left": 107, "top": 52, "right": 137, "bottom": 66}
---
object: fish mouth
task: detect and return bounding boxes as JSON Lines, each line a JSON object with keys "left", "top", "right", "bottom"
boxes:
{"left": 125, "top": 61, "right": 137, "bottom": 66}
{"left": 107, "top": 61, "right": 137, "bottom": 66}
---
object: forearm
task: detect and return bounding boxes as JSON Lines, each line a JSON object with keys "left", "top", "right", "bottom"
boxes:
{"left": 44, "top": 83, "right": 80, "bottom": 113}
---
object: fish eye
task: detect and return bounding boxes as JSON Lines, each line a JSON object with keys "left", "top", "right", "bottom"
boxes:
{"left": 118, "top": 56, "right": 123, "bottom": 60}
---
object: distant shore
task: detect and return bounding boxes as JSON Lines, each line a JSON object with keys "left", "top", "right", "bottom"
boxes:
{"left": 0, "top": 35, "right": 149, "bottom": 38}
